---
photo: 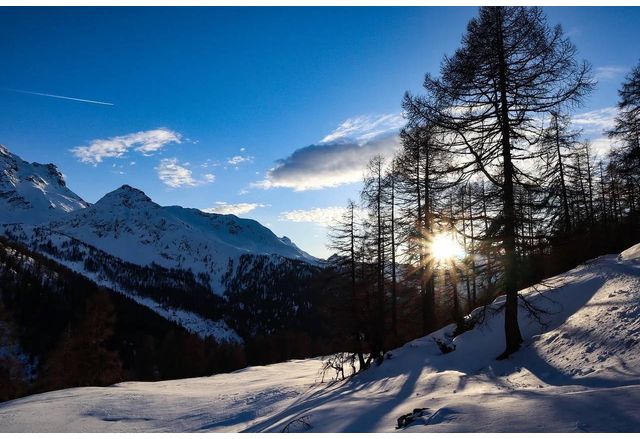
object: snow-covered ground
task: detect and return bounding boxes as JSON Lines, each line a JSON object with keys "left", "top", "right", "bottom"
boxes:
{"left": 1, "top": 245, "right": 639, "bottom": 433}
{"left": 0, "top": 360, "right": 325, "bottom": 433}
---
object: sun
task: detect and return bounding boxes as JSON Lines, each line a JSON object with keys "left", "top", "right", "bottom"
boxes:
{"left": 430, "top": 233, "right": 465, "bottom": 262}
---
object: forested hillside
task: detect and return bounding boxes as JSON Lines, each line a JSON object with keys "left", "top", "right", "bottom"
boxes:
{"left": 326, "top": 6, "right": 640, "bottom": 372}
{"left": 0, "top": 236, "right": 245, "bottom": 401}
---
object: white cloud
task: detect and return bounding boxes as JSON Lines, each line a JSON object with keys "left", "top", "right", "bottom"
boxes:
{"left": 573, "top": 107, "right": 617, "bottom": 135}
{"left": 71, "top": 128, "right": 182, "bottom": 164}
{"left": 321, "top": 113, "right": 404, "bottom": 144}
{"left": 254, "top": 114, "right": 404, "bottom": 191}
{"left": 156, "top": 158, "right": 215, "bottom": 188}
{"left": 590, "top": 137, "right": 616, "bottom": 157}
{"left": 279, "top": 207, "right": 348, "bottom": 227}
{"left": 200, "top": 158, "right": 220, "bottom": 169}
{"left": 594, "top": 66, "right": 626, "bottom": 80}
{"left": 156, "top": 158, "right": 196, "bottom": 188}
{"left": 202, "top": 202, "right": 265, "bottom": 216}
{"left": 254, "top": 134, "right": 400, "bottom": 191}
{"left": 227, "top": 155, "right": 254, "bottom": 165}
{"left": 565, "top": 106, "right": 620, "bottom": 156}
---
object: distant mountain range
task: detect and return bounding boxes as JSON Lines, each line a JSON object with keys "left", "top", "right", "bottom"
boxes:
{"left": 0, "top": 145, "right": 325, "bottom": 343}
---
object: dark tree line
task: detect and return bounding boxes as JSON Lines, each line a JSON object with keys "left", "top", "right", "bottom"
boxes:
{"left": 0, "top": 237, "right": 339, "bottom": 401}
{"left": 329, "top": 6, "right": 640, "bottom": 372}
{"left": 0, "top": 236, "right": 252, "bottom": 401}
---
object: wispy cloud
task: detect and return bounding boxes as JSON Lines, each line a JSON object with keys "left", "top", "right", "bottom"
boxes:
{"left": 4, "top": 88, "right": 114, "bottom": 106}
{"left": 321, "top": 113, "right": 404, "bottom": 144}
{"left": 72, "top": 128, "right": 182, "bottom": 164}
{"left": 594, "top": 66, "right": 627, "bottom": 81}
{"left": 279, "top": 206, "right": 349, "bottom": 226}
{"left": 569, "top": 107, "right": 620, "bottom": 156}
{"left": 573, "top": 107, "right": 617, "bottom": 135}
{"left": 227, "top": 155, "right": 254, "bottom": 166}
{"left": 202, "top": 202, "right": 266, "bottom": 216}
{"left": 254, "top": 114, "right": 403, "bottom": 191}
{"left": 589, "top": 137, "right": 616, "bottom": 157}
{"left": 156, "top": 158, "right": 215, "bottom": 188}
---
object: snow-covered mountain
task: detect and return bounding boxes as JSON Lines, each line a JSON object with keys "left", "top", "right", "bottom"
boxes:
{"left": 42, "top": 184, "right": 319, "bottom": 293}
{"left": 0, "top": 146, "right": 323, "bottom": 341}
{"left": 0, "top": 144, "right": 88, "bottom": 224}
{"left": 2, "top": 244, "right": 638, "bottom": 432}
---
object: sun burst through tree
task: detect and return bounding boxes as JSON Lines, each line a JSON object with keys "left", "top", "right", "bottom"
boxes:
{"left": 430, "top": 233, "right": 465, "bottom": 264}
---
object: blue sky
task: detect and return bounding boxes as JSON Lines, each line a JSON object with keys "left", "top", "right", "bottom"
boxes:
{"left": 1, "top": 6, "right": 639, "bottom": 258}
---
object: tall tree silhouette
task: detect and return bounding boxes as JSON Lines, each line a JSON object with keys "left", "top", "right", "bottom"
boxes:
{"left": 361, "top": 155, "right": 387, "bottom": 362}
{"left": 608, "top": 60, "right": 640, "bottom": 211}
{"left": 405, "top": 6, "right": 593, "bottom": 357}
{"left": 328, "top": 200, "right": 367, "bottom": 371}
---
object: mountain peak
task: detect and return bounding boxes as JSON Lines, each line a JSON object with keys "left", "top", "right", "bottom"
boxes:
{"left": 0, "top": 145, "right": 66, "bottom": 185}
{"left": 96, "top": 185, "right": 154, "bottom": 209}
{"left": 38, "top": 162, "right": 66, "bottom": 186}
{"left": 0, "top": 145, "right": 87, "bottom": 224}
{"left": 0, "top": 144, "right": 11, "bottom": 157}
{"left": 117, "top": 184, "right": 144, "bottom": 194}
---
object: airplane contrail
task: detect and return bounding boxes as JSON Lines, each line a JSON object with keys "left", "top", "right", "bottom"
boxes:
{"left": 3, "top": 88, "right": 114, "bottom": 106}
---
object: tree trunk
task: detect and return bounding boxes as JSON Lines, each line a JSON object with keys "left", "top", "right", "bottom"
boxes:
{"left": 496, "top": 8, "right": 523, "bottom": 358}
{"left": 349, "top": 206, "right": 367, "bottom": 372}
{"left": 375, "top": 161, "right": 385, "bottom": 361}
{"left": 390, "top": 168, "right": 398, "bottom": 340}
{"left": 554, "top": 113, "right": 572, "bottom": 235}
{"left": 422, "top": 137, "right": 436, "bottom": 333}
{"left": 468, "top": 187, "right": 478, "bottom": 306}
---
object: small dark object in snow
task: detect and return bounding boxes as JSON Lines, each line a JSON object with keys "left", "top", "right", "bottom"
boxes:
{"left": 281, "top": 415, "right": 312, "bottom": 433}
{"left": 386, "top": 352, "right": 393, "bottom": 360}
{"left": 396, "top": 408, "right": 429, "bottom": 429}
{"left": 433, "top": 337, "right": 456, "bottom": 354}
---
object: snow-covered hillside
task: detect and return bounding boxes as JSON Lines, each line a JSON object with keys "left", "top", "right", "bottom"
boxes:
{"left": 2, "top": 182, "right": 320, "bottom": 296}
{"left": 1, "top": 244, "right": 638, "bottom": 433}
{"left": 40, "top": 184, "right": 319, "bottom": 293}
{"left": 0, "top": 144, "right": 88, "bottom": 224}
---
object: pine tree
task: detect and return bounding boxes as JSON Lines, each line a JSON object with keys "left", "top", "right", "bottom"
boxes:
{"left": 608, "top": 60, "right": 640, "bottom": 175}
{"left": 608, "top": 61, "right": 640, "bottom": 215}
{"left": 540, "top": 112, "right": 582, "bottom": 236}
{"left": 328, "top": 200, "right": 367, "bottom": 371}
{"left": 405, "top": 6, "right": 593, "bottom": 358}
{"left": 361, "top": 155, "right": 387, "bottom": 362}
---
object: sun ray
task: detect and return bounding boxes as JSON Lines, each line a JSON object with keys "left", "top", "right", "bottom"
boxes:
{"left": 430, "top": 233, "right": 465, "bottom": 263}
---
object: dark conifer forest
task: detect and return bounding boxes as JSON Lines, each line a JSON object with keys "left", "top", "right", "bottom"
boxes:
{"left": 326, "top": 6, "right": 640, "bottom": 373}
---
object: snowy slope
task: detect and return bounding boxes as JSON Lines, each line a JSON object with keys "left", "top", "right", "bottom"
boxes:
{"left": 39, "top": 184, "right": 319, "bottom": 293}
{"left": 0, "top": 144, "right": 88, "bottom": 224}
{"left": 0, "top": 359, "right": 325, "bottom": 433}
{"left": 1, "top": 244, "right": 639, "bottom": 432}
{"left": 1, "top": 223, "right": 241, "bottom": 342}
